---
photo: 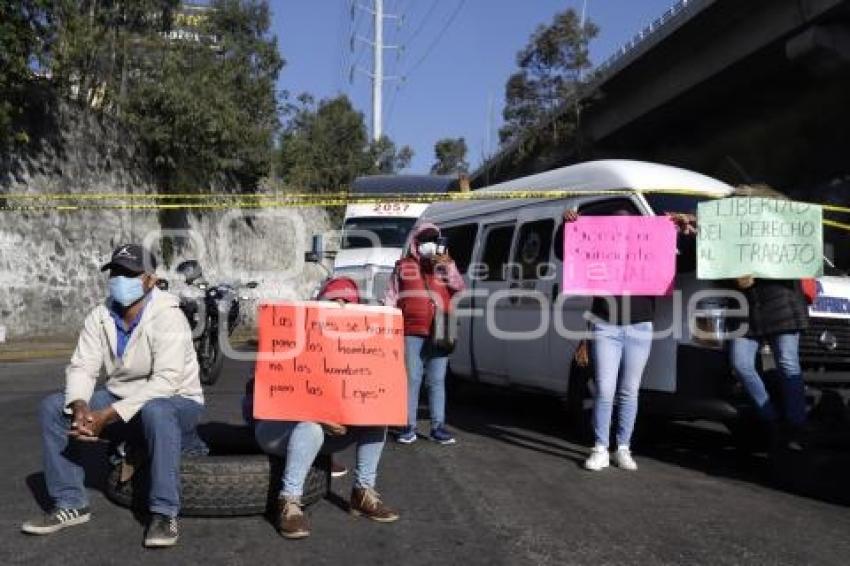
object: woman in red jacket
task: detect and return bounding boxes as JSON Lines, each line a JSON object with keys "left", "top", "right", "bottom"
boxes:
{"left": 385, "top": 223, "right": 465, "bottom": 445}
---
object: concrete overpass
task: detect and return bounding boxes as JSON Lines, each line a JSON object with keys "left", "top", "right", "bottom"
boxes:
{"left": 473, "top": 0, "right": 850, "bottom": 202}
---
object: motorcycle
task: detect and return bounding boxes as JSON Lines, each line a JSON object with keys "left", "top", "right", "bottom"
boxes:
{"left": 158, "top": 260, "right": 257, "bottom": 386}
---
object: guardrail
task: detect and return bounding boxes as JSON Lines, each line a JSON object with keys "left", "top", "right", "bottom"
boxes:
{"left": 592, "top": 0, "right": 711, "bottom": 84}
{"left": 472, "top": 0, "right": 714, "bottom": 181}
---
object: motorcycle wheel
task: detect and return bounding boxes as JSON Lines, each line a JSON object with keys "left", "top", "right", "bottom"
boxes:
{"left": 200, "top": 335, "right": 225, "bottom": 386}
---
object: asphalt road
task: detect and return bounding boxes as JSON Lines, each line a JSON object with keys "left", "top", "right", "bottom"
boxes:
{"left": 2, "top": 357, "right": 850, "bottom": 566}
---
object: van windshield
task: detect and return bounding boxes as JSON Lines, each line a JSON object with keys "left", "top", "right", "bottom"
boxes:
{"left": 645, "top": 193, "right": 848, "bottom": 276}
{"left": 342, "top": 217, "right": 417, "bottom": 249}
{"left": 643, "top": 193, "right": 716, "bottom": 215}
{"left": 645, "top": 193, "right": 717, "bottom": 274}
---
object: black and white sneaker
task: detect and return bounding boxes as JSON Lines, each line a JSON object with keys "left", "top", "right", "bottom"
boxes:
{"left": 21, "top": 507, "right": 91, "bottom": 535}
{"left": 144, "top": 514, "right": 179, "bottom": 548}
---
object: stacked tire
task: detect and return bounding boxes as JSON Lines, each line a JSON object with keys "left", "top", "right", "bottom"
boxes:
{"left": 105, "top": 423, "right": 330, "bottom": 517}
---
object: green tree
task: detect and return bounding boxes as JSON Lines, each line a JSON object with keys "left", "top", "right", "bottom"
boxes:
{"left": 430, "top": 137, "right": 469, "bottom": 175}
{"left": 49, "top": 1, "right": 180, "bottom": 110}
{"left": 371, "top": 135, "right": 414, "bottom": 174}
{"left": 46, "top": 0, "right": 282, "bottom": 193}
{"left": 0, "top": 0, "right": 55, "bottom": 145}
{"left": 499, "top": 8, "right": 598, "bottom": 146}
{"left": 124, "top": 0, "right": 283, "bottom": 192}
{"left": 277, "top": 93, "right": 413, "bottom": 193}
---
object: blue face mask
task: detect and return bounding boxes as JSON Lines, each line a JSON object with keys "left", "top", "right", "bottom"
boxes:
{"left": 109, "top": 275, "right": 146, "bottom": 307}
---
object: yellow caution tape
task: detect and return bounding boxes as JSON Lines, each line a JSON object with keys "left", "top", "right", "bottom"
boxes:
{"left": 3, "top": 187, "right": 849, "bottom": 205}
{"left": 824, "top": 219, "right": 850, "bottom": 232}
{"left": 2, "top": 188, "right": 849, "bottom": 232}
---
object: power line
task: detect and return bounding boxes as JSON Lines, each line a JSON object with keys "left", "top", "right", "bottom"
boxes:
{"left": 386, "top": 0, "right": 466, "bottom": 133}
{"left": 383, "top": 0, "right": 405, "bottom": 132}
{"left": 405, "top": 0, "right": 466, "bottom": 77}
{"left": 384, "top": 82, "right": 402, "bottom": 132}
{"left": 404, "top": 0, "right": 439, "bottom": 47}
{"left": 350, "top": 0, "right": 402, "bottom": 141}
{"left": 346, "top": 1, "right": 369, "bottom": 89}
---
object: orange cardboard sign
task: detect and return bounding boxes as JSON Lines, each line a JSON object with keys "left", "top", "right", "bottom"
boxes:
{"left": 253, "top": 301, "right": 407, "bottom": 426}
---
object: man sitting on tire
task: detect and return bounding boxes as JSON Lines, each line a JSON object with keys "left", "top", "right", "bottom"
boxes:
{"left": 21, "top": 244, "right": 205, "bottom": 549}
{"left": 244, "top": 276, "right": 399, "bottom": 539}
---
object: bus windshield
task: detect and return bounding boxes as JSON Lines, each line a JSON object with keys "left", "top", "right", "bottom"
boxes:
{"left": 341, "top": 217, "right": 417, "bottom": 249}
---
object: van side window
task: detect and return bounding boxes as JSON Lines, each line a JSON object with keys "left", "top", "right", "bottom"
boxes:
{"left": 480, "top": 225, "right": 515, "bottom": 281}
{"left": 512, "top": 220, "right": 554, "bottom": 280}
{"left": 441, "top": 224, "right": 479, "bottom": 274}
{"left": 554, "top": 198, "right": 640, "bottom": 261}
{"left": 580, "top": 198, "right": 640, "bottom": 217}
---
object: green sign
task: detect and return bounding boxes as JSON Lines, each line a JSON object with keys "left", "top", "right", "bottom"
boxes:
{"left": 697, "top": 198, "right": 823, "bottom": 279}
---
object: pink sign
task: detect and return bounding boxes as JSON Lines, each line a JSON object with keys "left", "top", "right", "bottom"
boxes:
{"left": 563, "top": 216, "right": 677, "bottom": 296}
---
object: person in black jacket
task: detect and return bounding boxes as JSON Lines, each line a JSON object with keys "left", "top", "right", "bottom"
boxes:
{"left": 730, "top": 276, "right": 809, "bottom": 444}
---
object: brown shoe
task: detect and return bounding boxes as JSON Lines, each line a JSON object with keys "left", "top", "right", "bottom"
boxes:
{"left": 349, "top": 487, "right": 399, "bottom": 523}
{"left": 276, "top": 496, "right": 309, "bottom": 539}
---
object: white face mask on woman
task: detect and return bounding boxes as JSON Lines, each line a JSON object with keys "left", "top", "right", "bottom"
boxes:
{"left": 418, "top": 242, "right": 438, "bottom": 258}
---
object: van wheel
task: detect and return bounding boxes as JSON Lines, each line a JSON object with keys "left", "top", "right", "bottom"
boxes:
{"left": 725, "top": 418, "right": 769, "bottom": 452}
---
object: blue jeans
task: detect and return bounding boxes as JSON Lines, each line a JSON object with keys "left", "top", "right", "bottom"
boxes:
{"left": 591, "top": 321, "right": 653, "bottom": 449}
{"left": 730, "top": 332, "right": 806, "bottom": 425}
{"left": 40, "top": 389, "right": 204, "bottom": 517}
{"left": 254, "top": 421, "right": 387, "bottom": 497}
{"left": 404, "top": 335, "right": 449, "bottom": 430}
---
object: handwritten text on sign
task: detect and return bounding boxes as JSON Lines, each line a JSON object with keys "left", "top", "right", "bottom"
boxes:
{"left": 254, "top": 301, "right": 407, "bottom": 426}
{"left": 563, "top": 216, "right": 677, "bottom": 296}
{"left": 697, "top": 198, "right": 823, "bottom": 279}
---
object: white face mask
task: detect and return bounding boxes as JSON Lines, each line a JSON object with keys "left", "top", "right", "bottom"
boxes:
{"left": 418, "top": 242, "right": 438, "bottom": 258}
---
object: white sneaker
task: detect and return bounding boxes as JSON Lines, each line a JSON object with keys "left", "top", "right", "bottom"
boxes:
{"left": 613, "top": 447, "right": 638, "bottom": 471}
{"left": 584, "top": 447, "right": 610, "bottom": 471}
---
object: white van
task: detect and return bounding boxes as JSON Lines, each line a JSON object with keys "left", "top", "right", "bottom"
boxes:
{"left": 308, "top": 175, "right": 458, "bottom": 302}
{"left": 420, "top": 160, "right": 850, "bottom": 424}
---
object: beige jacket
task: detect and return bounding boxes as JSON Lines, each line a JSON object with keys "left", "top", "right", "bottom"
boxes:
{"left": 64, "top": 288, "right": 204, "bottom": 421}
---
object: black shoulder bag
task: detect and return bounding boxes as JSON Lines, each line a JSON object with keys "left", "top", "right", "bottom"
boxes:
{"left": 420, "top": 269, "right": 456, "bottom": 355}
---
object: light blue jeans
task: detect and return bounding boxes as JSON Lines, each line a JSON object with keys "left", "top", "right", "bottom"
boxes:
{"left": 730, "top": 332, "right": 806, "bottom": 426}
{"left": 40, "top": 389, "right": 204, "bottom": 517}
{"left": 254, "top": 421, "right": 387, "bottom": 497}
{"left": 404, "top": 335, "right": 449, "bottom": 430}
{"left": 591, "top": 321, "right": 653, "bottom": 449}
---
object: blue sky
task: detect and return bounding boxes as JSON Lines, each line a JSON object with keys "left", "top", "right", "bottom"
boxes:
{"left": 271, "top": 0, "right": 677, "bottom": 173}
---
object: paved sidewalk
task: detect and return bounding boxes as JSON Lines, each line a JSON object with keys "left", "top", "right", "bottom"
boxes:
{"left": 0, "top": 337, "right": 76, "bottom": 362}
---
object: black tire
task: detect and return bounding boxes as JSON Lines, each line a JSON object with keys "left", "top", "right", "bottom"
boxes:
{"left": 724, "top": 418, "right": 769, "bottom": 451}
{"left": 106, "top": 453, "right": 329, "bottom": 517}
{"left": 199, "top": 335, "right": 225, "bottom": 386}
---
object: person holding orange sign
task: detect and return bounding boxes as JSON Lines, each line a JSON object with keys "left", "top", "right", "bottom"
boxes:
{"left": 245, "top": 277, "right": 398, "bottom": 540}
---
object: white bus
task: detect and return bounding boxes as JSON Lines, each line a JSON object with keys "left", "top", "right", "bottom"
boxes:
{"left": 307, "top": 175, "right": 460, "bottom": 303}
